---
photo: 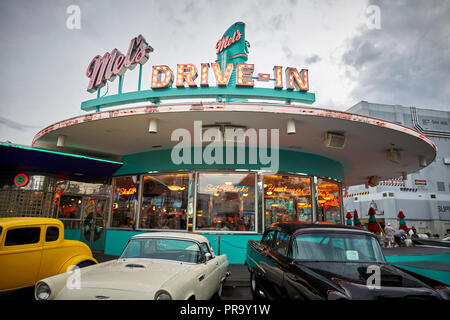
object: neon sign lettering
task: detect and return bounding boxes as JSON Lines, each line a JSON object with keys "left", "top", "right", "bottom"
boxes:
{"left": 216, "top": 29, "right": 242, "bottom": 55}
{"left": 86, "top": 35, "right": 153, "bottom": 93}
{"left": 119, "top": 187, "right": 136, "bottom": 196}
{"left": 204, "top": 184, "right": 249, "bottom": 193}
{"left": 146, "top": 63, "right": 307, "bottom": 90}
{"left": 266, "top": 184, "right": 307, "bottom": 196}
{"left": 82, "top": 24, "right": 315, "bottom": 110}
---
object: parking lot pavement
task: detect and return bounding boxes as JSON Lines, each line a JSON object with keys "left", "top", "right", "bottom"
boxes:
{"left": 221, "top": 286, "right": 253, "bottom": 300}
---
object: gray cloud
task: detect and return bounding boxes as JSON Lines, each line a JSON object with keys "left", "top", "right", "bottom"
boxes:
{"left": 341, "top": 0, "right": 450, "bottom": 110}
{"left": 0, "top": 116, "right": 40, "bottom": 131}
{"left": 305, "top": 54, "right": 322, "bottom": 64}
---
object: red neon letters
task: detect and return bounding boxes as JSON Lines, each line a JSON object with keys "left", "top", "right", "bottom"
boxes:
{"left": 86, "top": 35, "right": 153, "bottom": 93}
{"left": 216, "top": 29, "right": 242, "bottom": 55}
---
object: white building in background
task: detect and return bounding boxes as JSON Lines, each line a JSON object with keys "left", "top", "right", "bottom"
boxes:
{"left": 344, "top": 101, "right": 450, "bottom": 236}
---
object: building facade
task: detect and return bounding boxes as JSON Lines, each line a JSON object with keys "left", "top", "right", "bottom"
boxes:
{"left": 344, "top": 101, "right": 450, "bottom": 236}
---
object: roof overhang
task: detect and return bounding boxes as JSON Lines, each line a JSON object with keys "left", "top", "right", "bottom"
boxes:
{"left": 31, "top": 102, "right": 437, "bottom": 186}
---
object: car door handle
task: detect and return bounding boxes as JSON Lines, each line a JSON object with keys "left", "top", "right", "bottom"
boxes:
{"left": 198, "top": 274, "right": 205, "bottom": 282}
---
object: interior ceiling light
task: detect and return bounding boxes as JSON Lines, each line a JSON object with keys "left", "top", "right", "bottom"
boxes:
{"left": 387, "top": 148, "right": 400, "bottom": 164}
{"left": 56, "top": 135, "right": 66, "bottom": 148}
{"left": 419, "top": 155, "right": 427, "bottom": 168}
{"left": 286, "top": 119, "right": 296, "bottom": 135}
{"left": 148, "top": 118, "right": 158, "bottom": 134}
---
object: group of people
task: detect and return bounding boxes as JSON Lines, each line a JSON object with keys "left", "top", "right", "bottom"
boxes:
{"left": 383, "top": 223, "right": 418, "bottom": 248}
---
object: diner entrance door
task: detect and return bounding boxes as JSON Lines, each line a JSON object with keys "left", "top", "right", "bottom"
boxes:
{"left": 80, "top": 197, "right": 108, "bottom": 253}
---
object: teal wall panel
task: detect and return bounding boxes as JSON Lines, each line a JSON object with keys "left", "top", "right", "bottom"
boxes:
{"left": 64, "top": 229, "right": 81, "bottom": 241}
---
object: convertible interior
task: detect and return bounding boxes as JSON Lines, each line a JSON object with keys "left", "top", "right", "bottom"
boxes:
{"left": 141, "top": 248, "right": 202, "bottom": 263}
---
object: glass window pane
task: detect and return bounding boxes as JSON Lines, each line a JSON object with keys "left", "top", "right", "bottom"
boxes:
{"left": 262, "top": 230, "right": 276, "bottom": 245}
{"left": 139, "top": 174, "right": 189, "bottom": 230}
{"left": 111, "top": 176, "right": 138, "bottom": 228}
{"left": 57, "top": 195, "right": 82, "bottom": 219}
{"left": 120, "top": 238, "right": 202, "bottom": 263}
{"left": 45, "top": 226, "right": 59, "bottom": 242}
{"left": 264, "top": 175, "right": 312, "bottom": 226}
{"left": 274, "top": 231, "right": 290, "bottom": 256}
{"left": 317, "top": 179, "right": 341, "bottom": 223}
{"left": 5, "top": 227, "right": 41, "bottom": 246}
{"left": 196, "top": 173, "right": 255, "bottom": 232}
{"left": 292, "top": 232, "right": 386, "bottom": 262}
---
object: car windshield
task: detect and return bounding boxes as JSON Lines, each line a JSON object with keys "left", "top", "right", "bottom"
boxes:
{"left": 291, "top": 232, "right": 386, "bottom": 263}
{"left": 119, "top": 238, "right": 202, "bottom": 263}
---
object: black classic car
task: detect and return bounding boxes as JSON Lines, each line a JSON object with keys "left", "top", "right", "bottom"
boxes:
{"left": 246, "top": 222, "right": 450, "bottom": 300}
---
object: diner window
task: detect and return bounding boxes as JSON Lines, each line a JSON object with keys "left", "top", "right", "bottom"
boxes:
{"left": 264, "top": 175, "right": 312, "bottom": 226}
{"left": 139, "top": 174, "right": 189, "bottom": 230}
{"left": 196, "top": 173, "right": 256, "bottom": 232}
{"left": 110, "top": 176, "right": 139, "bottom": 228}
{"left": 57, "top": 195, "right": 82, "bottom": 219}
{"left": 316, "top": 178, "right": 342, "bottom": 223}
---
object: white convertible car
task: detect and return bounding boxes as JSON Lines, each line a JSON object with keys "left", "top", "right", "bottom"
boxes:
{"left": 35, "top": 232, "right": 230, "bottom": 300}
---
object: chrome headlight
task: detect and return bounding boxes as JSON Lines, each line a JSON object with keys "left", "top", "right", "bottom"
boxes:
{"left": 35, "top": 282, "right": 51, "bottom": 300}
{"left": 155, "top": 291, "right": 172, "bottom": 300}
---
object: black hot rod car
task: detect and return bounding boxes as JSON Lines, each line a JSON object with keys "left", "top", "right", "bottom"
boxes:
{"left": 246, "top": 222, "right": 449, "bottom": 300}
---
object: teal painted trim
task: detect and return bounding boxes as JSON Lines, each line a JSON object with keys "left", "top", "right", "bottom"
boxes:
{"left": 81, "top": 87, "right": 316, "bottom": 111}
{"left": 138, "top": 64, "right": 143, "bottom": 91}
{"left": 385, "top": 254, "right": 450, "bottom": 285}
{"left": 385, "top": 254, "right": 450, "bottom": 264}
{"left": 113, "top": 147, "right": 344, "bottom": 182}
{"left": 103, "top": 229, "right": 260, "bottom": 263}
{"left": 0, "top": 142, "right": 123, "bottom": 165}
{"left": 118, "top": 76, "right": 123, "bottom": 94}
{"left": 390, "top": 264, "right": 450, "bottom": 285}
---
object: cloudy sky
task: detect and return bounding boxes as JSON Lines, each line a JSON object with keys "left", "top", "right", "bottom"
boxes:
{"left": 0, "top": 0, "right": 449, "bottom": 145}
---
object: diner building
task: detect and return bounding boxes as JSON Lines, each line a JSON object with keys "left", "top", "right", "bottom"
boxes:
{"left": 0, "top": 23, "right": 438, "bottom": 262}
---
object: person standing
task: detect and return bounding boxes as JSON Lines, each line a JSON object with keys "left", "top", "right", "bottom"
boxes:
{"left": 384, "top": 223, "right": 396, "bottom": 248}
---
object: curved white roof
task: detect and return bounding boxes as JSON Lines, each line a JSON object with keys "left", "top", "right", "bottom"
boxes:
{"left": 32, "top": 102, "right": 437, "bottom": 186}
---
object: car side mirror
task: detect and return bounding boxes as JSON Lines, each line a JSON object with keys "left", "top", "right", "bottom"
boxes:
{"left": 204, "top": 253, "right": 212, "bottom": 262}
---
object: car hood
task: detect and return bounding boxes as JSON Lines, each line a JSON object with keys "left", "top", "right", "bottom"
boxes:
{"left": 292, "top": 261, "right": 444, "bottom": 300}
{"left": 53, "top": 258, "right": 199, "bottom": 299}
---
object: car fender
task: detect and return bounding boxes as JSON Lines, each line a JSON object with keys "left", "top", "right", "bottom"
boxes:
{"left": 58, "top": 255, "right": 98, "bottom": 274}
{"left": 217, "top": 254, "right": 230, "bottom": 282}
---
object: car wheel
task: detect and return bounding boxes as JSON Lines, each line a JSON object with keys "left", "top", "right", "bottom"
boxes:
{"left": 250, "top": 271, "right": 263, "bottom": 300}
{"left": 77, "top": 260, "right": 96, "bottom": 268}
